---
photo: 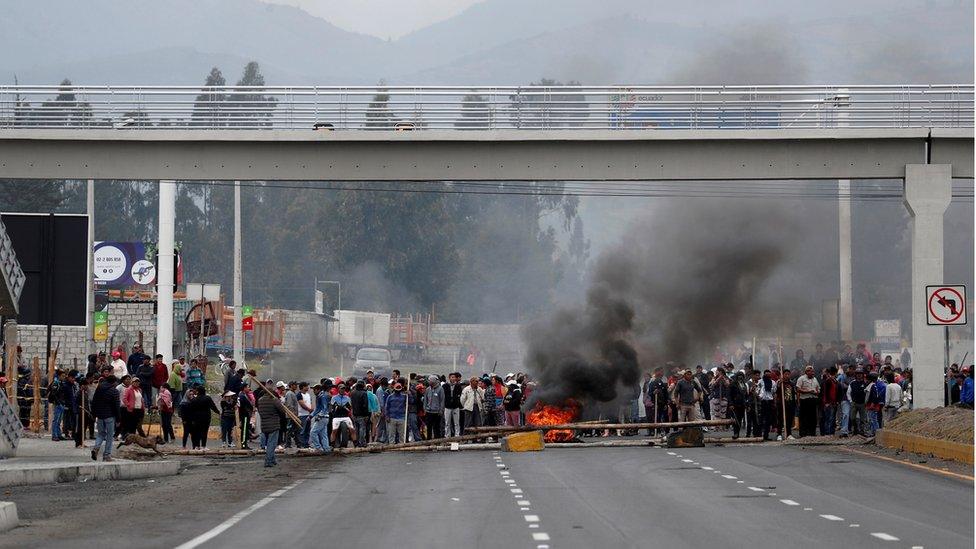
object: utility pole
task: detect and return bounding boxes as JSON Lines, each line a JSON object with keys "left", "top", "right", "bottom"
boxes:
{"left": 85, "top": 179, "right": 95, "bottom": 352}
{"left": 233, "top": 181, "right": 243, "bottom": 365}
{"left": 156, "top": 180, "right": 176, "bottom": 363}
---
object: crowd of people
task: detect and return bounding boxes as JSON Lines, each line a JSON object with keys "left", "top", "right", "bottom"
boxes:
{"left": 641, "top": 342, "right": 974, "bottom": 441}
{"left": 2, "top": 340, "right": 973, "bottom": 467}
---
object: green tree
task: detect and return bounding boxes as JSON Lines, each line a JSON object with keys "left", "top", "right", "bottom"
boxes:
{"left": 191, "top": 67, "right": 227, "bottom": 127}
{"left": 455, "top": 94, "right": 489, "bottom": 129}
{"left": 510, "top": 78, "right": 588, "bottom": 129}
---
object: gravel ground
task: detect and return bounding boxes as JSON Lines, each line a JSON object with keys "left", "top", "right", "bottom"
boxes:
{"left": 0, "top": 455, "right": 338, "bottom": 548}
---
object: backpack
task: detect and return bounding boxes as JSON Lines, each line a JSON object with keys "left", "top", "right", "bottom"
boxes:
{"left": 869, "top": 381, "right": 887, "bottom": 405}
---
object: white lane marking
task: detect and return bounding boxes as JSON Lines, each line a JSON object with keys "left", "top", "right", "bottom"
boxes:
{"left": 667, "top": 451, "right": 677, "bottom": 455}
{"left": 681, "top": 459, "right": 693, "bottom": 463}
{"left": 496, "top": 464, "right": 506, "bottom": 467}
{"left": 451, "top": 497, "right": 460, "bottom": 501}
{"left": 511, "top": 488, "right": 523, "bottom": 494}
{"left": 517, "top": 500, "right": 531, "bottom": 506}
{"left": 500, "top": 471, "right": 510, "bottom": 476}
{"left": 780, "top": 499, "right": 799, "bottom": 506}
{"left": 532, "top": 533, "right": 550, "bottom": 541}
{"left": 870, "top": 533, "right": 899, "bottom": 541}
{"left": 537, "top": 545, "right": 549, "bottom": 549}
{"left": 524, "top": 515, "right": 540, "bottom": 522}
{"left": 747, "top": 487, "right": 765, "bottom": 492}
{"left": 803, "top": 508, "right": 813, "bottom": 511}
{"left": 736, "top": 481, "right": 744, "bottom": 483}
{"left": 701, "top": 466, "right": 714, "bottom": 470}
{"left": 529, "top": 524, "right": 539, "bottom": 529}
{"left": 819, "top": 514, "right": 844, "bottom": 521}
{"left": 911, "top": 546, "right": 924, "bottom": 548}
{"left": 722, "top": 475, "right": 737, "bottom": 479}
{"left": 849, "top": 524, "right": 860, "bottom": 528}
{"left": 174, "top": 480, "right": 305, "bottom": 549}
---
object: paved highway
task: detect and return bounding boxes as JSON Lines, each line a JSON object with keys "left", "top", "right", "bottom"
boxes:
{"left": 173, "top": 444, "right": 973, "bottom": 549}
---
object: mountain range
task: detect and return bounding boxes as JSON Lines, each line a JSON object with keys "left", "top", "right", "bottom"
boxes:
{"left": 1, "top": 0, "right": 971, "bottom": 85}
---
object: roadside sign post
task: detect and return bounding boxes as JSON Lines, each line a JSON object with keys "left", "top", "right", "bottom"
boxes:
{"left": 925, "top": 285, "right": 967, "bottom": 373}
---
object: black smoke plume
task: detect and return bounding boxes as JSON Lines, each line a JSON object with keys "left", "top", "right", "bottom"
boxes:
{"left": 524, "top": 200, "right": 798, "bottom": 405}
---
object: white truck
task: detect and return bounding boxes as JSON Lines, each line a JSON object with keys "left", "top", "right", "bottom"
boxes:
{"left": 330, "top": 310, "right": 391, "bottom": 359}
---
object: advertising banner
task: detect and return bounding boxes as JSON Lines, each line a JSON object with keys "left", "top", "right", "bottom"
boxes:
{"left": 94, "top": 241, "right": 155, "bottom": 288}
{"left": 93, "top": 311, "right": 108, "bottom": 341}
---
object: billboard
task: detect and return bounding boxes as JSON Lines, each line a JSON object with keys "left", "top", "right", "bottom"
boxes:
{"left": 93, "top": 241, "right": 182, "bottom": 289}
{"left": 1, "top": 213, "right": 88, "bottom": 326}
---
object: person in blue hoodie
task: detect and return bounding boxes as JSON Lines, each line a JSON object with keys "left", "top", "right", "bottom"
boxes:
{"left": 384, "top": 383, "right": 407, "bottom": 444}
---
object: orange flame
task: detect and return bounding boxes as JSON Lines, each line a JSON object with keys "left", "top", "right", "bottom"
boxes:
{"left": 527, "top": 400, "right": 580, "bottom": 442}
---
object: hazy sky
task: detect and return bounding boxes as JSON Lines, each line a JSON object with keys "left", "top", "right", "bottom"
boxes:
{"left": 264, "top": 0, "right": 482, "bottom": 39}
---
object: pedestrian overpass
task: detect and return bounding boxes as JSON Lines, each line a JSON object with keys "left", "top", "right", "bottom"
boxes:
{"left": 0, "top": 84, "right": 973, "bottom": 408}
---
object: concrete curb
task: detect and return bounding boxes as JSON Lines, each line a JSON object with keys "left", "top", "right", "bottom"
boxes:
{"left": 876, "top": 429, "right": 975, "bottom": 464}
{"left": 0, "top": 502, "right": 18, "bottom": 532}
{"left": 0, "top": 460, "right": 180, "bottom": 488}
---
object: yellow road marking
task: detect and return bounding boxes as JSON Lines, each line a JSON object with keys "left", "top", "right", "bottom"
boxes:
{"left": 840, "top": 447, "right": 974, "bottom": 481}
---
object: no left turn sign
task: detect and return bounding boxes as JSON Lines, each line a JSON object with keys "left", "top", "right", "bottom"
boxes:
{"left": 926, "top": 285, "right": 967, "bottom": 325}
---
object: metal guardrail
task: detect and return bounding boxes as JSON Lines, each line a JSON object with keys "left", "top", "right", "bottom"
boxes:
{"left": 0, "top": 85, "right": 972, "bottom": 130}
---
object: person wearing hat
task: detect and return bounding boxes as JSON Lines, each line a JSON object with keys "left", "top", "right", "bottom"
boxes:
{"left": 111, "top": 351, "right": 127, "bottom": 380}
{"left": 383, "top": 382, "right": 407, "bottom": 444}
{"left": 329, "top": 383, "right": 356, "bottom": 447}
{"left": 422, "top": 376, "right": 445, "bottom": 440}
{"left": 219, "top": 391, "right": 237, "bottom": 447}
{"left": 795, "top": 365, "right": 821, "bottom": 437}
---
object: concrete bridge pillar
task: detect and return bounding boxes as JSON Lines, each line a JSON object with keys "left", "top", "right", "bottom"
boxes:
{"left": 155, "top": 179, "right": 176, "bottom": 363}
{"left": 903, "top": 164, "right": 952, "bottom": 409}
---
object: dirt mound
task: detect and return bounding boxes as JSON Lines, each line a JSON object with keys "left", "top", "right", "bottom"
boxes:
{"left": 885, "top": 408, "right": 974, "bottom": 444}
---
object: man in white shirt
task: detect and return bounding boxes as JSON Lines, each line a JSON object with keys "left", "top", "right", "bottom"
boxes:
{"left": 297, "top": 382, "right": 313, "bottom": 448}
{"left": 883, "top": 372, "right": 903, "bottom": 422}
{"left": 795, "top": 365, "right": 821, "bottom": 437}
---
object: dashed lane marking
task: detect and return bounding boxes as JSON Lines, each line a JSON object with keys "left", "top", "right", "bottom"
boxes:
{"left": 819, "top": 515, "right": 844, "bottom": 521}
{"left": 870, "top": 533, "right": 899, "bottom": 541}
{"left": 722, "top": 475, "right": 737, "bottom": 479}
{"left": 701, "top": 466, "right": 714, "bottom": 470}
{"left": 524, "top": 515, "right": 539, "bottom": 522}
{"left": 517, "top": 500, "right": 531, "bottom": 507}
{"left": 511, "top": 488, "right": 523, "bottom": 494}
{"left": 747, "top": 487, "right": 765, "bottom": 492}
{"left": 681, "top": 459, "right": 694, "bottom": 463}
{"left": 780, "top": 499, "right": 799, "bottom": 506}
{"left": 532, "top": 533, "right": 551, "bottom": 541}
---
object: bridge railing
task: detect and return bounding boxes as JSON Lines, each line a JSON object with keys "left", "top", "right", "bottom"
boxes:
{"left": 0, "top": 85, "right": 972, "bottom": 130}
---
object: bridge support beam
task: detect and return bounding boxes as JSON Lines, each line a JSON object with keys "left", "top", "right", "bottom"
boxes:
{"left": 903, "top": 164, "right": 951, "bottom": 409}
{"left": 156, "top": 179, "right": 176, "bottom": 364}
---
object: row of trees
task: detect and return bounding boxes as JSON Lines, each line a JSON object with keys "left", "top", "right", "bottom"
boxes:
{"left": 1, "top": 64, "right": 591, "bottom": 323}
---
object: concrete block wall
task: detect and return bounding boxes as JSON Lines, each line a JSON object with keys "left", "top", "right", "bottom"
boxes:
{"left": 18, "top": 301, "right": 156, "bottom": 369}
{"left": 427, "top": 323, "right": 523, "bottom": 371}
{"left": 277, "top": 310, "right": 327, "bottom": 354}
{"left": 106, "top": 301, "right": 156, "bottom": 352}
{"left": 17, "top": 325, "right": 88, "bottom": 369}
